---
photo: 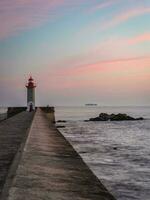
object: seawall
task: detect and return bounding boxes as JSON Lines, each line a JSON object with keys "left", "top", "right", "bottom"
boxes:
{"left": 1, "top": 108, "right": 116, "bottom": 200}
{"left": 7, "top": 107, "right": 27, "bottom": 119}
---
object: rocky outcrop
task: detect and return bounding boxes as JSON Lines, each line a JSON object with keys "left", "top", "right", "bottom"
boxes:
{"left": 57, "top": 120, "right": 67, "bottom": 123}
{"left": 89, "top": 113, "right": 144, "bottom": 121}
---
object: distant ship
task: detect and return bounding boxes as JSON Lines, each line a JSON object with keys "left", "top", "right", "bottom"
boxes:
{"left": 85, "top": 104, "right": 98, "bottom": 106}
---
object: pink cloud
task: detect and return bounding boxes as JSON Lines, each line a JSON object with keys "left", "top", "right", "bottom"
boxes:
{"left": 0, "top": 0, "right": 86, "bottom": 39}
{"left": 79, "top": 6, "right": 150, "bottom": 36}
{"left": 37, "top": 56, "right": 150, "bottom": 95}
{"left": 127, "top": 33, "right": 150, "bottom": 45}
{"left": 102, "top": 7, "right": 150, "bottom": 30}
{"left": 95, "top": 32, "right": 150, "bottom": 48}
{"left": 88, "top": 0, "right": 117, "bottom": 13}
{"left": 46, "top": 56, "right": 150, "bottom": 78}
{"left": 0, "top": 0, "right": 60, "bottom": 38}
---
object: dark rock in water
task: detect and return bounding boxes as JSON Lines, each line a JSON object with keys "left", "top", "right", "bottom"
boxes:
{"left": 89, "top": 113, "right": 144, "bottom": 121}
{"left": 99, "top": 113, "right": 110, "bottom": 121}
{"left": 110, "top": 113, "right": 134, "bottom": 121}
{"left": 113, "top": 147, "right": 118, "bottom": 150}
{"left": 89, "top": 117, "right": 101, "bottom": 121}
{"left": 57, "top": 120, "right": 67, "bottom": 123}
{"left": 79, "top": 151, "right": 87, "bottom": 154}
{"left": 89, "top": 113, "right": 110, "bottom": 121}
{"left": 136, "top": 117, "right": 144, "bottom": 120}
{"left": 56, "top": 125, "right": 65, "bottom": 128}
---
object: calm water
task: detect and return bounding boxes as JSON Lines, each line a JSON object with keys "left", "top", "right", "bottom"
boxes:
{"left": 55, "top": 106, "right": 150, "bottom": 200}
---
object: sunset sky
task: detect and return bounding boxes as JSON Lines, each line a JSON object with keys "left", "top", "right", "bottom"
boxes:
{"left": 0, "top": 0, "right": 150, "bottom": 106}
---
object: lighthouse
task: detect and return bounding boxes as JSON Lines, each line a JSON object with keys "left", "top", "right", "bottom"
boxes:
{"left": 26, "top": 76, "right": 36, "bottom": 111}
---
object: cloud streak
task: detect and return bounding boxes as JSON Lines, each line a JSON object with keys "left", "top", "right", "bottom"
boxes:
{"left": 127, "top": 33, "right": 150, "bottom": 45}
{"left": 1, "top": 1, "right": 149, "bottom": 39}
{"left": 79, "top": 5, "right": 150, "bottom": 36}
{"left": 88, "top": 0, "right": 117, "bottom": 13}
{"left": 102, "top": 7, "right": 150, "bottom": 30}
{"left": 0, "top": 0, "right": 60, "bottom": 38}
{"left": 0, "top": 0, "right": 86, "bottom": 39}
{"left": 49, "top": 56, "right": 150, "bottom": 77}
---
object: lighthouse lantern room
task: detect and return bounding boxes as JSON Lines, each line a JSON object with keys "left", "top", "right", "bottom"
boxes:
{"left": 26, "top": 76, "right": 36, "bottom": 111}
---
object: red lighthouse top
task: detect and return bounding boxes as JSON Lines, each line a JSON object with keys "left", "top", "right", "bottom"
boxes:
{"left": 26, "top": 76, "right": 36, "bottom": 88}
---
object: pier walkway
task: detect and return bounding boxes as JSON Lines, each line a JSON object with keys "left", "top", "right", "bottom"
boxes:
{"left": 5, "top": 109, "right": 115, "bottom": 200}
{"left": 0, "top": 111, "right": 34, "bottom": 197}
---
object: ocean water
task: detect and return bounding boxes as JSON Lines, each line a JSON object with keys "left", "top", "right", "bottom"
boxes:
{"left": 55, "top": 106, "right": 150, "bottom": 200}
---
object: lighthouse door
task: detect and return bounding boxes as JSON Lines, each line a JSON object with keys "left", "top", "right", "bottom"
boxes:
{"left": 27, "top": 101, "right": 34, "bottom": 112}
{"left": 29, "top": 103, "right": 33, "bottom": 112}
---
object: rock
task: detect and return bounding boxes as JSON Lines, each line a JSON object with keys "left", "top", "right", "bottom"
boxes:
{"left": 89, "top": 113, "right": 144, "bottom": 121}
{"left": 113, "top": 147, "right": 118, "bottom": 150}
{"left": 136, "top": 117, "right": 144, "bottom": 120}
{"left": 56, "top": 125, "right": 65, "bottom": 128}
{"left": 57, "top": 120, "right": 67, "bottom": 123}
{"left": 89, "top": 117, "right": 101, "bottom": 121}
{"left": 99, "top": 113, "right": 110, "bottom": 121}
{"left": 110, "top": 113, "right": 135, "bottom": 121}
{"left": 79, "top": 151, "right": 87, "bottom": 154}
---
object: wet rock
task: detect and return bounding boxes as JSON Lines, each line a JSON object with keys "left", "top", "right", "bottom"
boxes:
{"left": 89, "top": 117, "right": 101, "bottom": 121}
{"left": 113, "top": 147, "right": 118, "bottom": 150}
{"left": 90, "top": 113, "right": 110, "bottom": 121}
{"left": 99, "top": 113, "right": 110, "bottom": 121}
{"left": 89, "top": 113, "right": 144, "bottom": 121}
{"left": 56, "top": 125, "right": 66, "bottom": 128}
{"left": 79, "top": 151, "right": 87, "bottom": 154}
{"left": 57, "top": 120, "right": 67, "bottom": 123}
{"left": 110, "top": 113, "right": 134, "bottom": 121}
{"left": 136, "top": 117, "right": 144, "bottom": 120}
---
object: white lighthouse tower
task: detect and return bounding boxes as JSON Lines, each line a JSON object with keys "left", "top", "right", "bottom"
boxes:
{"left": 26, "top": 76, "right": 36, "bottom": 111}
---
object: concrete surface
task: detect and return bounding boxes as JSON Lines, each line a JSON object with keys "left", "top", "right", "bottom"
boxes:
{"left": 0, "top": 111, "right": 34, "bottom": 198}
{"left": 6, "top": 109, "right": 116, "bottom": 200}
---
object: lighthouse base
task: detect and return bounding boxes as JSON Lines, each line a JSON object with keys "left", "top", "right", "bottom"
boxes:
{"left": 27, "top": 102, "right": 35, "bottom": 112}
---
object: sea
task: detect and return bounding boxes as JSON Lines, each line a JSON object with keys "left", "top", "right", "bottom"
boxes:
{"left": 55, "top": 106, "right": 150, "bottom": 200}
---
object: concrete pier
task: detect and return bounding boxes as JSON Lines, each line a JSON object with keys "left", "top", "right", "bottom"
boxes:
{"left": 4, "top": 109, "right": 116, "bottom": 200}
{"left": 0, "top": 111, "right": 34, "bottom": 198}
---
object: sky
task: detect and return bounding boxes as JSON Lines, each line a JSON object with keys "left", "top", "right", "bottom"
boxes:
{"left": 0, "top": 0, "right": 150, "bottom": 106}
